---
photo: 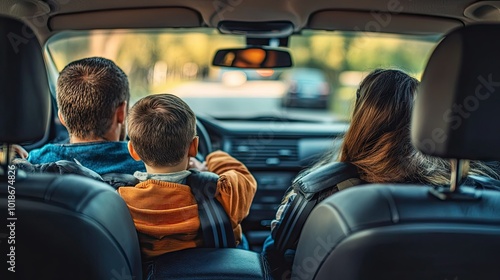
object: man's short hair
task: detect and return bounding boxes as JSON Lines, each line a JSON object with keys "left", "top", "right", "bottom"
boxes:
{"left": 127, "top": 94, "right": 196, "bottom": 167}
{"left": 57, "top": 57, "right": 130, "bottom": 139}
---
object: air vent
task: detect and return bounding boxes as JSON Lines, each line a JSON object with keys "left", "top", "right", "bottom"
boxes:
{"left": 230, "top": 138, "right": 299, "bottom": 167}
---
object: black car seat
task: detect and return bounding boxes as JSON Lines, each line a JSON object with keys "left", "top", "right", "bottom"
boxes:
{"left": 0, "top": 16, "right": 142, "bottom": 280}
{"left": 292, "top": 24, "right": 500, "bottom": 280}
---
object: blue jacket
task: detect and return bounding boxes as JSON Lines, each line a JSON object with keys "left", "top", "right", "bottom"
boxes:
{"left": 28, "top": 142, "right": 145, "bottom": 175}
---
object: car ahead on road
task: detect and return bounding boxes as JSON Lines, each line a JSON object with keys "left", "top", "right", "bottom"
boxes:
{"left": 280, "top": 68, "right": 330, "bottom": 109}
{"left": 2, "top": 0, "right": 500, "bottom": 280}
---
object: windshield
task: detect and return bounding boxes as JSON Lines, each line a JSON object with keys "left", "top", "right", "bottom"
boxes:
{"left": 46, "top": 29, "right": 438, "bottom": 122}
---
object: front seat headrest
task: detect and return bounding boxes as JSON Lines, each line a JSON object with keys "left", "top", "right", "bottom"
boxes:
{"left": 412, "top": 24, "right": 500, "bottom": 161}
{"left": 0, "top": 16, "right": 50, "bottom": 144}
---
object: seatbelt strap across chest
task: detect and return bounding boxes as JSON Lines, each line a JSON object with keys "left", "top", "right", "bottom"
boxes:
{"left": 187, "top": 169, "right": 236, "bottom": 248}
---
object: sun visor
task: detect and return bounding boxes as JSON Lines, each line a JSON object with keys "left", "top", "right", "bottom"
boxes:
{"left": 49, "top": 7, "right": 202, "bottom": 30}
{"left": 309, "top": 10, "right": 463, "bottom": 35}
{"left": 411, "top": 24, "right": 500, "bottom": 160}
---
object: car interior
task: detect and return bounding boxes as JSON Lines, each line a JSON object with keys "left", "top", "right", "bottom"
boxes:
{"left": 1, "top": 0, "right": 500, "bottom": 279}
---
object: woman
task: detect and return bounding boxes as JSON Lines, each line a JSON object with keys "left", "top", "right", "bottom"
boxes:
{"left": 263, "top": 68, "right": 498, "bottom": 278}
{"left": 330, "top": 68, "right": 449, "bottom": 184}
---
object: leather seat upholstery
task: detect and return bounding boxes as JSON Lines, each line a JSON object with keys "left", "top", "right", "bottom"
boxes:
{"left": 146, "top": 248, "right": 272, "bottom": 280}
{"left": 0, "top": 16, "right": 142, "bottom": 280}
{"left": 292, "top": 24, "right": 500, "bottom": 280}
{"left": 293, "top": 185, "right": 500, "bottom": 280}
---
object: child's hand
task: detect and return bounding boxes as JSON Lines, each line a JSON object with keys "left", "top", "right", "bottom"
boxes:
{"left": 189, "top": 157, "right": 208, "bottom": 171}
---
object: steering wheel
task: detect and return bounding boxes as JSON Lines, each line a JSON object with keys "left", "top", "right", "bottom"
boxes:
{"left": 196, "top": 118, "right": 212, "bottom": 162}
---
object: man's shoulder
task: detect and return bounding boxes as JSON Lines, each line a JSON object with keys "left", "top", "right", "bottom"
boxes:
{"left": 28, "top": 143, "right": 64, "bottom": 162}
{"left": 29, "top": 143, "right": 60, "bottom": 152}
{"left": 88, "top": 141, "right": 129, "bottom": 152}
{"left": 28, "top": 141, "right": 138, "bottom": 172}
{"left": 31, "top": 141, "right": 128, "bottom": 153}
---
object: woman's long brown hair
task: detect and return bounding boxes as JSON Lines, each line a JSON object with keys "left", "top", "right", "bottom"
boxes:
{"left": 340, "top": 69, "right": 432, "bottom": 183}
{"left": 312, "top": 69, "right": 496, "bottom": 185}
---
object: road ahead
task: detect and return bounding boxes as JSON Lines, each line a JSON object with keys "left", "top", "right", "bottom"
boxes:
{"left": 169, "top": 80, "right": 340, "bottom": 122}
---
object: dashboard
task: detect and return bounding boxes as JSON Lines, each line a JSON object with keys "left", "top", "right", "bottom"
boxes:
{"left": 198, "top": 116, "right": 349, "bottom": 250}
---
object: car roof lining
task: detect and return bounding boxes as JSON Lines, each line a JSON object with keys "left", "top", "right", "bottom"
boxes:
{"left": 0, "top": 0, "right": 496, "bottom": 45}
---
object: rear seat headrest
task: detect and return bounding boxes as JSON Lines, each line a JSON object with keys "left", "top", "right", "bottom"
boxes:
{"left": 412, "top": 24, "right": 500, "bottom": 161}
{"left": 0, "top": 16, "right": 50, "bottom": 144}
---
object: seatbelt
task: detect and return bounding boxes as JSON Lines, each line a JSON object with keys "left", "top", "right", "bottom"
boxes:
{"left": 187, "top": 170, "right": 236, "bottom": 248}
{"left": 274, "top": 162, "right": 361, "bottom": 256}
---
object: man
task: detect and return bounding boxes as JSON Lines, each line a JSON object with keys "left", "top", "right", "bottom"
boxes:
{"left": 28, "top": 57, "right": 145, "bottom": 174}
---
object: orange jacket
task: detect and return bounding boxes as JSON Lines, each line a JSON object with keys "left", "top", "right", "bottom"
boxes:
{"left": 118, "top": 151, "right": 257, "bottom": 259}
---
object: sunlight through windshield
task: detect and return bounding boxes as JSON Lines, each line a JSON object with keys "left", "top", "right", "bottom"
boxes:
{"left": 47, "top": 29, "right": 438, "bottom": 122}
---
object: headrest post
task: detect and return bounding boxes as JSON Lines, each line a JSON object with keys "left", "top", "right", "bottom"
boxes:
{"left": 449, "top": 159, "right": 464, "bottom": 192}
{"left": 430, "top": 158, "right": 478, "bottom": 201}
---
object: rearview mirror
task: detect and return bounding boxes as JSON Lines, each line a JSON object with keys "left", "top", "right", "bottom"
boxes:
{"left": 212, "top": 47, "right": 292, "bottom": 69}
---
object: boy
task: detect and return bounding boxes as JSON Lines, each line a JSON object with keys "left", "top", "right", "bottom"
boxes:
{"left": 118, "top": 93, "right": 257, "bottom": 259}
